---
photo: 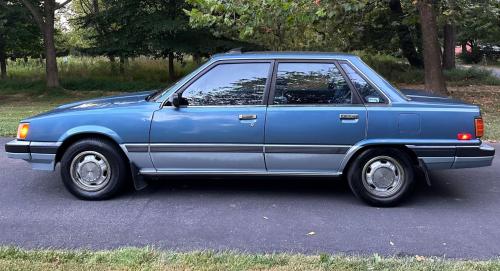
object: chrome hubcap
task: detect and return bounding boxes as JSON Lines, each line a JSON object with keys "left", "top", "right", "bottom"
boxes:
{"left": 70, "top": 151, "right": 111, "bottom": 192}
{"left": 362, "top": 156, "right": 404, "bottom": 197}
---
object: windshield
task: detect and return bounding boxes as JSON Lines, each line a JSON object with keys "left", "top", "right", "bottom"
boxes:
{"left": 149, "top": 60, "right": 210, "bottom": 102}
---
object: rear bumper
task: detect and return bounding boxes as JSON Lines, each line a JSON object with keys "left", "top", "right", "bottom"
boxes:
{"left": 5, "top": 140, "right": 61, "bottom": 171}
{"left": 411, "top": 143, "right": 495, "bottom": 170}
{"left": 452, "top": 143, "right": 495, "bottom": 169}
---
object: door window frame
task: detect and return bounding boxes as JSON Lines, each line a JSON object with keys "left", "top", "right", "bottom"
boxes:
{"left": 266, "top": 59, "right": 364, "bottom": 107}
{"left": 163, "top": 59, "right": 275, "bottom": 108}
{"left": 337, "top": 61, "right": 391, "bottom": 106}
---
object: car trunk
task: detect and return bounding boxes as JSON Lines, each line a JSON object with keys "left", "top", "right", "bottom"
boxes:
{"left": 401, "top": 89, "right": 475, "bottom": 107}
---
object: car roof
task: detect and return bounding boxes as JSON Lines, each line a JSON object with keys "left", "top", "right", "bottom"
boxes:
{"left": 211, "top": 51, "right": 360, "bottom": 61}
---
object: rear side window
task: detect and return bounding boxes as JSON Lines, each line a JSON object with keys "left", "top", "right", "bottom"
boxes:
{"left": 182, "top": 63, "right": 270, "bottom": 106}
{"left": 340, "top": 63, "right": 386, "bottom": 104}
{"left": 273, "top": 63, "right": 352, "bottom": 105}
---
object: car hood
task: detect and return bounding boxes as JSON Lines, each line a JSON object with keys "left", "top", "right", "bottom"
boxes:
{"left": 25, "top": 91, "right": 156, "bottom": 120}
{"left": 401, "top": 89, "right": 476, "bottom": 107}
{"left": 57, "top": 91, "right": 154, "bottom": 110}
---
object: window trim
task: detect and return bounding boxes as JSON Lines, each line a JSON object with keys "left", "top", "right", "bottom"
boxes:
{"left": 163, "top": 59, "right": 274, "bottom": 108}
{"left": 337, "top": 61, "right": 390, "bottom": 106}
{"left": 267, "top": 59, "right": 363, "bottom": 107}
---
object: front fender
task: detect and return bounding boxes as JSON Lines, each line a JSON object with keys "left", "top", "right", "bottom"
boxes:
{"left": 57, "top": 125, "right": 124, "bottom": 144}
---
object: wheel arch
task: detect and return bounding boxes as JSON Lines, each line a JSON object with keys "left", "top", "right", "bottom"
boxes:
{"left": 340, "top": 144, "right": 419, "bottom": 175}
{"left": 55, "top": 132, "right": 129, "bottom": 165}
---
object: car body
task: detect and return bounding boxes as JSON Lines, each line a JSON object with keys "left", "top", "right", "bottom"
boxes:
{"left": 5, "top": 52, "right": 495, "bottom": 206}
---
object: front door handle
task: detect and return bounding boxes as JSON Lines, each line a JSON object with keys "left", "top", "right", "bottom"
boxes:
{"left": 239, "top": 114, "right": 257, "bottom": 120}
{"left": 339, "top": 114, "right": 359, "bottom": 120}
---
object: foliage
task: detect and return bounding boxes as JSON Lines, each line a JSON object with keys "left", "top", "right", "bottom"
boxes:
{"left": 186, "top": 0, "right": 400, "bottom": 52}
{"left": 0, "top": 1, "right": 42, "bottom": 59}
{"left": 445, "top": 0, "right": 500, "bottom": 63}
{"left": 71, "top": 0, "right": 246, "bottom": 60}
{"left": 186, "top": 0, "right": 322, "bottom": 50}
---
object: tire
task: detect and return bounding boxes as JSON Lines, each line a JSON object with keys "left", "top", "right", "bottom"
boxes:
{"left": 347, "top": 148, "right": 415, "bottom": 207}
{"left": 60, "top": 138, "right": 129, "bottom": 200}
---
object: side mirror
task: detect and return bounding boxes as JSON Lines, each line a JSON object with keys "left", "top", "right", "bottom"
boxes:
{"left": 172, "top": 93, "right": 182, "bottom": 107}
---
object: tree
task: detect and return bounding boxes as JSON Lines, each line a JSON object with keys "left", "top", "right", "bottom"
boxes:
{"left": 442, "top": 23, "right": 455, "bottom": 69}
{"left": 186, "top": 0, "right": 323, "bottom": 50}
{"left": 416, "top": 0, "right": 447, "bottom": 94}
{"left": 0, "top": 1, "right": 41, "bottom": 79}
{"left": 74, "top": 0, "right": 245, "bottom": 79}
{"left": 389, "top": 0, "right": 423, "bottom": 67}
{"left": 18, "top": 0, "right": 72, "bottom": 88}
{"left": 454, "top": 0, "right": 500, "bottom": 63}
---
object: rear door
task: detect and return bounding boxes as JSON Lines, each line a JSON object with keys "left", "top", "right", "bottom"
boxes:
{"left": 264, "top": 60, "right": 367, "bottom": 174}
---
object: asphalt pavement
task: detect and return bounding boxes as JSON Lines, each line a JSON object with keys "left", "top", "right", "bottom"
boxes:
{"left": 1, "top": 137, "right": 499, "bottom": 259}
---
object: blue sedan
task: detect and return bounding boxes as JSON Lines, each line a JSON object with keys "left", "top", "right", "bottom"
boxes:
{"left": 5, "top": 52, "right": 495, "bottom": 206}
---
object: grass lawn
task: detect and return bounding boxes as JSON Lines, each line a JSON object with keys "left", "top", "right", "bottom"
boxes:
{"left": 1, "top": 247, "right": 500, "bottom": 271}
{"left": 0, "top": 90, "right": 120, "bottom": 137}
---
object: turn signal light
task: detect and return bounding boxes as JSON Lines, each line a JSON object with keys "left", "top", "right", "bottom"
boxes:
{"left": 457, "top": 133, "right": 472, "bottom": 140}
{"left": 17, "top": 123, "right": 29, "bottom": 140}
{"left": 475, "top": 118, "right": 484, "bottom": 138}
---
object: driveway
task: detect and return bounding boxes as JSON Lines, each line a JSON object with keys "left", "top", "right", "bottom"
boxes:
{"left": 1, "top": 137, "right": 499, "bottom": 259}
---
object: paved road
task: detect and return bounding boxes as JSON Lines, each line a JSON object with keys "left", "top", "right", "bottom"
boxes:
{"left": 1, "top": 138, "right": 499, "bottom": 259}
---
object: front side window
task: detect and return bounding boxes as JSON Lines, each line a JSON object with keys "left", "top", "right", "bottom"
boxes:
{"left": 181, "top": 63, "right": 270, "bottom": 106}
{"left": 273, "top": 63, "right": 352, "bottom": 105}
{"left": 340, "top": 63, "right": 386, "bottom": 104}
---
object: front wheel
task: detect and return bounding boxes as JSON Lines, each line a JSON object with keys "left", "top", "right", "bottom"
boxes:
{"left": 60, "top": 138, "right": 129, "bottom": 200}
{"left": 347, "top": 148, "right": 415, "bottom": 207}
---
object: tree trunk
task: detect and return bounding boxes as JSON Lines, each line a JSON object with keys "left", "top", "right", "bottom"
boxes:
{"left": 0, "top": 35, "right": 7, "bottom": 79}
{"left": 43, "top": 0, "right": 59, "bottom": 88}
{"left": 168, "top": 52, "right": 175, "bottom": 80}
{"left": 119, "top": 56, "right": 125, "bottom": 74}
{"left": 442, "top": 23, "right": 456, "bottom": 70}
{"left": 461, "top": 41, "right": 467, "bottom": 57}
{"left": 193, "top": 53, "right": 202, "bottom": 65}
{"left": 389, "top": 0, "right": 423, "bottom": 68}
{"left": 109, "top": 55, "right": 117, "bottom": 74}
{"left": 417, "top": 1, "right": 447, "bottom": 95}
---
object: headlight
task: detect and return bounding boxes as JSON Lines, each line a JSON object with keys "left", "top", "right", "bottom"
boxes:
{"left": 17, "top": 123, "right": 30, "bottom": 140}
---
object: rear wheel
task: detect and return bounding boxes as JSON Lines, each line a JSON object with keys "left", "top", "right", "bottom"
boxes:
{"left": 60, "top": 138, "right": 128, "bottom": 200}
{"left": 347, "top": 148, "right": 415, "bottom": 207}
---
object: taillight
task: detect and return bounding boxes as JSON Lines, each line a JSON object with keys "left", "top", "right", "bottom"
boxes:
{"left": 475, "top": 118, "right": 484, "bottom": 138}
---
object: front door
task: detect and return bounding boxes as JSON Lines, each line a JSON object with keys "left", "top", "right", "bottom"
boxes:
{"left": 264, "top": 61, "right": 367, "bottom": 174}
{"left": 150, "top": 61, "right": 272, "bottom": 173}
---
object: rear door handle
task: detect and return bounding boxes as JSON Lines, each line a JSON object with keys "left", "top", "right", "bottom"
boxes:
{"left": 239, "top": 114, "right": 257, "bottom": 120}
{"left": 339, "top": 114, "right": 359, "bottom": 120}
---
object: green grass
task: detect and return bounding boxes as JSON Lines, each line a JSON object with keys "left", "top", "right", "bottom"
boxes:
{"left": 0, "top": 90, "right": 118, "bottom": 136}
{"left": 1, "top": 56, "right": 198, "bottom": 93}
{"left": 0, "top": 247, "right": 500, "bottom": 271}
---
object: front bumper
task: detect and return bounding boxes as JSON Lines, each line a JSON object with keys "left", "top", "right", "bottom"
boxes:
{"left": 5, "top": 140, "right": 61, "bottom": 171}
